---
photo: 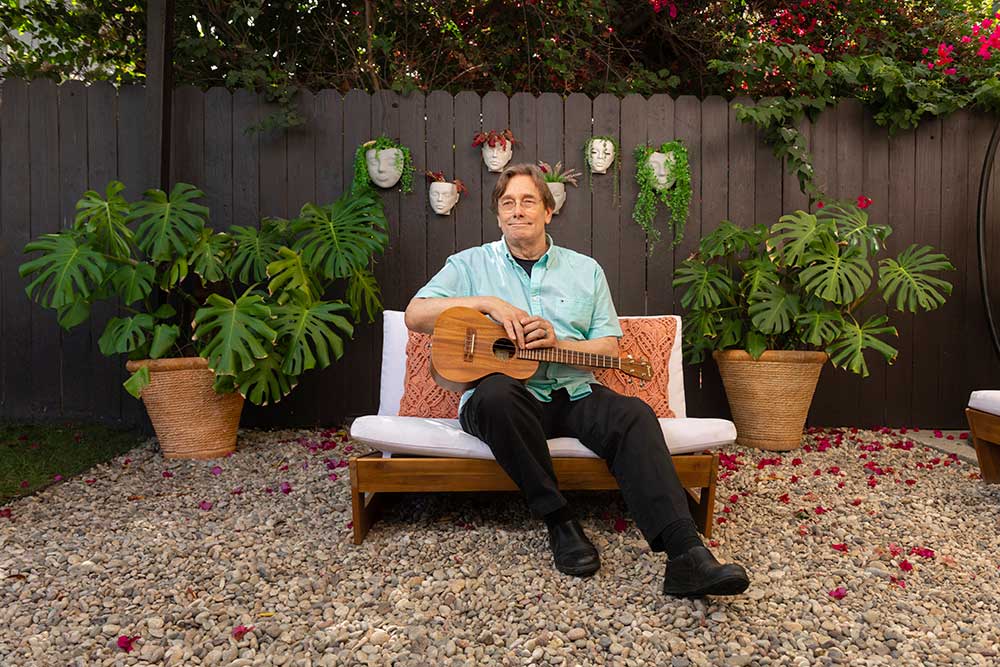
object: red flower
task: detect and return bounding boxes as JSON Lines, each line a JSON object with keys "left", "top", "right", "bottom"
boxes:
{"left": 816, "top": 201, "right": 824, "bottom": 208}
{"left": 828, "top": 586, "right": 847, "bottom": 600}
{"left": 857, "top": 195, "right": 873, "bottom": 209}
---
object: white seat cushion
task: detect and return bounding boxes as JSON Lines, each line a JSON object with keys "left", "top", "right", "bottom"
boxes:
{"left": 969, "top": 390, "right": 1000, "bottom": 416}
{"left": 350, "top": 415, "right": 735, "bottom": 459}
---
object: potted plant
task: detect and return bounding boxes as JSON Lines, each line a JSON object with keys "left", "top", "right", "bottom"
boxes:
{"left": 19, "top": 181, "right": 388, "bottom": 459}
{"left": 537, "top": 161, "right": 582, "bottom": 215}
{"left": 633, "top": 140, "right": 691, "bottom": 254}
{"left": 473, "top": 129, "right": 517, "bottom": 172}
{"left": 672, "top": 200, "right": 954, "bottom": 451}
{"left": 425, "top": 171, "right": 466, "bottom": 216}
{"left": 354, "top": 135, "right": 414, "bottom": 192}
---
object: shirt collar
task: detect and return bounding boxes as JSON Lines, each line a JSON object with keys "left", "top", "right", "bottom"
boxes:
{"left": 501, "top": 234, "right": 555, "bottom": 268}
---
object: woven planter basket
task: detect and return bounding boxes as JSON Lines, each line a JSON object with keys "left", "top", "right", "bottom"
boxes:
{"left": 125, "top": 357, "right": 244, "bottom": 459}
{"left": 713, "top": 350, "right": 827, "bottom": 451}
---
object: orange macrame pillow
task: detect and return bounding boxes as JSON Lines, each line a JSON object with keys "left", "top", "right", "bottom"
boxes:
{"left": 397, "top": 331, "right": 461, "bottom": 418}
{"left": 396, "top": 316, "right": 676, "bottom": 419}
{"left": 593, "top": 316, "right": 676, "bottom": 418}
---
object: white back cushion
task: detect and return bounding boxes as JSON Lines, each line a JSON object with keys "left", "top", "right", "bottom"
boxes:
{"left": 376, "top": 310, "right": 687, "bottom": 418}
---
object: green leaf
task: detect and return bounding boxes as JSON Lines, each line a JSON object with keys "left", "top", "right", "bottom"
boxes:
{"left": 744, "top": 330, "right": 767, "bottom": 359}
{"left": 190, "top": 228, "right": 230, "bottom": 285}
{"left": 748, "top": 283, "right": 800, "bottom": 334}
{"left": 877, "top": 244, "right": 954, "bottom": 312}
{"left": 193, "top": 291, "right": 277, "bottom": 376}
{"left": 226, "top": 218, "right": 288, "bottom": 284}
{"left": 795, "top": 309, "right": 843, "bottom": 346}
{"left": 698, "top": 221, "right": 765, "bottom": 259}
{"left": 130, "top": 182, "right": 208, "bottom": 262}
{"left": 718, "top": 317, "right": 744, "bottom": 349}
{"left": 272, "top": 300, "right": 353, "bottom": 375}
{"left": 74, "top": 180, "right": 133, "bottom": 258}
{"left": 770, "top": 210, "right": 834, "bottom": 267}
{"left": 266, "top": 246, "right": 318, "bottom": 303}
{"left": 826, "top": 315, "right": 898, "bottom": 377}
{"left": 739, "top": 256, "right": 780, "bottom": 297}
{"left": 152, "top": 304, "right": 177, "bottom": 320}
{"left": 149, "top": 324, "right": 180, "bottom": 359}
{"left": 123, "top": 365, "right": 151, "bottom": 399}
{"left": 234, "top": 352, "right": 297, "bottom": 406}
{"left": 19, "top": 232, "right": 107, "bottom": 310}
{"left": 56, "top": 300, "right": 91, "bottom": 330}
{"left": 291, "top": 192, "right": 388, "bottom": 280}
{"left": 158, "top": 257, "right": 189, "bottom": 290}
{"left": 110, "top": 262, "right": 154, "bottom": 305}
{"left": 672, "top": 260, "right": 735, "bottom": 310}
{"left": 816, "top": 203, "right": 890, "bottom": 256}
{"left": 799, "top": 236, "right": 873, "bottom": 304}
{"left": 98, "top": 314, "right": 154, "bottom": 356}
{"left": 213, "top": 373, "right": 237, "bottom": 394}
{"left": 346, "top": 267, "right": 383, "bottom": 323}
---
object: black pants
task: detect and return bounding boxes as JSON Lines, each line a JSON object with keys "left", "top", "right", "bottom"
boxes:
{"left": 459, "top": 374, "right": 694, "bottom": 547}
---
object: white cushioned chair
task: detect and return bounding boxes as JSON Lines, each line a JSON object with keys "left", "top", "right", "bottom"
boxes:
{"left": 967, "top": 390, "right": 1000, "bottom": 483}
{"left": 347, "top": 311, "right": 737, "bottom": 544}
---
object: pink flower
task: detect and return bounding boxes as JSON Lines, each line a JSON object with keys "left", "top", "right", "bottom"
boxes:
{"left": 279, "top": 481, "right": 293, "bottom": 494}
{"left": 117, "top": 635, "right": 140, "bottom": 652}
{"left": 162, "top": 471, "right": 174, "bottom": 478}
{"left": 944, "top": 67, "right": 957, "bottom": 75}
{"left": 828, "top": 586, "right": 847, "bottom": 600}
{"left": 52, "top": 474, "right": 63, "bottom": 482}
{"left": 962, "top": 36, "right": 972, "bottom": 43}
{"left": 232, "top": 625, "right": 255, "bottom": 640}
{"left": 210, "top": 466, "right": 222, "bottom": 476}
{"left": 922, "top": 47, "right": 930, "bottom": 55}
{"left": 198, "top": 501, "right": 213, "bottom": 511}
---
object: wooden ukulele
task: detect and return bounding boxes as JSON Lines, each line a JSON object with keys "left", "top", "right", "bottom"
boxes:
{"left": 429, "top": 306, "right": 653, "bottom": 392}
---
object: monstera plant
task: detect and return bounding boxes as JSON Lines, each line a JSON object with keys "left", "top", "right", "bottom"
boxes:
{"left": 19, "top": 181, "right": 387, "bottom": 457}
{"left": 672, "top": 201, "right": 954, "bottom": 450}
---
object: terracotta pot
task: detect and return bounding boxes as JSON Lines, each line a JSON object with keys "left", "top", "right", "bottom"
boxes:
{"left": 126, "top": 357, "right": 244, "bottom": 459}
{"left": 713, "top": 350, "right": 827, "bottom": 451}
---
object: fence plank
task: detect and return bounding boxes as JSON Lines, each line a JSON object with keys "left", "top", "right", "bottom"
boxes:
{"left": 258, "top": 100, "right": 288, "bottom": 219}
{"left": 204, "top": 87, "right": 233, "bottom": 231}
{"left": 314, "top": 91, "right": 344, "bottom": 203}
{"left": 646, "top": 94, "right": 675, "bottom": 315}
{"left": 426, "top": 91, "right": 457, "bottom": 272}
{"left": 510, "top": 92, "right": 537, "bottom": 166}
{"left": 539, "top": 93, "right": 569, "bottom": 253}
{"left": 58, "top": 82, "right": 92, "bottom": 418}
{"left": 28, "top": 79, "right": 62, "bottom": 416}
{"left": 728, "top": 97, "right": 756, "bottom": 229}
{"left": 562, "top": 93, "right": 592, "bottom": 256}
{"left": 619, "top": 94, "right": 646, "bottom": 316}
{"left": 454, "top": 91, "right": 483, "bottom": 252}
{"left": 170, "top": 85, "right": 204, "bottom": 189}
{"left": 782, "top": 116, "right": 811, "bottom": 214}
{"left": 232, "top": 90, "right": 260, "bottom": 227}
{"left": 480, "top": 92, "right": 508, "bottom": 244}
{"left": 398, "top": 92, "right": 427, "bottom": 296}
{"left": 593, "top": 94, "right": 620, "bottom": 306}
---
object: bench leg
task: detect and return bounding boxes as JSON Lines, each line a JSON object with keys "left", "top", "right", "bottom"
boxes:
{"left": 687, "top": 487, "right": 714, "bottom": 539}
{"left": 972, "top": 436, "right": 1000, "bottom": 483}
{"left": 351, "top": 488, "right": 387, "bottom": 545}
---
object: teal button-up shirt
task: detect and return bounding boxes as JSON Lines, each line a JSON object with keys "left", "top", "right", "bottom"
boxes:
{"left": 414, "top": 235, "right": 623, "bottom": 411}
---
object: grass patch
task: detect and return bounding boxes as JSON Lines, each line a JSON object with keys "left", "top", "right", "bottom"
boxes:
{"left": 0, "top": 420, "right": 143, "bottom": 503}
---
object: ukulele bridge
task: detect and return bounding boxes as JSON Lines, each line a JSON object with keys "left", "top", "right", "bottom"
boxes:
{"left": 464, "top": 327, "right": 476, "bottom": 362}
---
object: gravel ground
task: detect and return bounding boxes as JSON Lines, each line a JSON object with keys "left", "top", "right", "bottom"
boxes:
{"left": 1, "top": 426, "right": 999, "bottom": 666}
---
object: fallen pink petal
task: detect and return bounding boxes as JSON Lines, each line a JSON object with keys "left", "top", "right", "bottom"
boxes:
{"left": 279, "top": 482, "right": 293, "bottom": 494}
{"left": 210, "top": 466, "right": 222, "bottom": 476}
{"left": 831, "top": 543, "right": 848, "bottom": 552}
{"left": 162, "top": 471, "right": 174, "bottom": 478}
{"left": 829, "top": 587, "right": 847, "bottom": 600}
{"left": 899, "top": 559, "right": 914, "bottom": 572}
{"left": 198, "top": 501, "right": 213, "bottom": 511}
{"left": 117, "top": 635, "right": 140, "bottom": 652}
{"left": 232, "top": 625, "right": 255, "bottom": 640}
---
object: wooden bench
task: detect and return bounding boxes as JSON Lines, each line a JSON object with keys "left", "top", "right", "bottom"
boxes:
{"left": 967, "top": 391, "right": 1000, "bottom": 482}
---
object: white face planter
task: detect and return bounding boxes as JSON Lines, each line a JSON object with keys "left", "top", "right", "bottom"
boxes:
{"left": 365, "top": 148, "right": 403, "bottom": 188}
{"left": 546, "top": 182, "right": 566, "bottom": 215}
{"left": 482, "top": 143, "right": 513, "bottom": 172}
{"left": 588, "top": 139, "right": 616, "bottom": 174}
{"left": 647, "top": 151, "right": 677, "bottom": 190}
{"left": 428, "top": 182, "right": 460, "bottom": 216}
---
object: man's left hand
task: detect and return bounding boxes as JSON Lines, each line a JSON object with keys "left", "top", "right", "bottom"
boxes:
{"left": 520, "top": 316, "right": 556, "bottom": 349}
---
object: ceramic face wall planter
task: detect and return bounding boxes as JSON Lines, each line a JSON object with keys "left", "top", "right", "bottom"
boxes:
{"left": 429, "top": 182, "right": 460, "bottom": 216}
{"left": 647, "top": 151, "right": 677, "bottom": 190}
{"left": 482, "top": 143, "right": 513, "bottom": 173}
{"left": 588, "top": 139, "right": 616, "bottom": 174}
{"left": 365, "top": 148, "right": 403, "bottom": 188}
{"left": 546, "top": 182, "right": 566, "bottom": 215}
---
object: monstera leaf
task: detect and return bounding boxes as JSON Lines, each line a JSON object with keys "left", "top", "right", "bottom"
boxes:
{"left": 292, "top": 192, "right": 388, "bottom": 280}
{"left": 799, "top": 236, "right": 873, "bottom": 304}
{"left": 817, "top": 202, "right": 890, "bottom": 256}
{"left": 233, "top": 352, "right": 298, "bottom": 406}
{"left": 878, "top": 244, "right": 954, "bottom": 312}
{"left": 193, "top": 292, "right": 277, "bottom": 376}
{"left": 795, "top": 309, "right": 843, "bottom": 346}
{"left": 748, "top": 283, "right": 800, "bottom": 334}
{"left": 346, "top": 267, "right": 383, "bottom": 323}
{"left": 110, "top": 262, "right": 155, "bottom": 305}
{"left": 739, "top": 256, "right": 780, "bottom": 297}
{"left": 74, "top": 180, "right": 133, "bottom": 259}
{"left": 673, "top": 260, "right": 735, "bottom": 309}
{"left": 20, "top": 232, "right": 107, "bottom": 312}
{"left": 130, "top": 182, "right": 208, "bottom": 262}
{"left": 226, "top": 218, "right": 288, "bottom": 284}
{"left": 272, "top": 299, "right": 353, "bottom": 376}
{"left": 149, "top": 324, "right": 180, "bottom": 359}
{"left": 826, "top": 314, "right": 899, "bottom": 377}
{"left": 267, "top": 247, "right": 319, "bottom": 303}
{"left": 770, "top": 210, "right": 834, "bottom": 267}
{"left": 190, "top": 228, "right": 230, "bottom": 284}
{"left": 698, "top": 221, "right": 767, "bottom": 259}
{"left": 98, "top": 314, "right": 154, "bottom": 356}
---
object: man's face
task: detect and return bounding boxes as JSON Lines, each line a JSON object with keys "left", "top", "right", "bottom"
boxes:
{"left": 497, "top": 174, "right": 552, "bottom": 244}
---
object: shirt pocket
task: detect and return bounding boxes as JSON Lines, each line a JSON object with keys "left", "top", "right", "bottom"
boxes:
{"left": 556, "top": 297, "right": 593, "bottom": 337}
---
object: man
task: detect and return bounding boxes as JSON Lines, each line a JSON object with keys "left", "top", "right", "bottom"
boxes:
{"left": 404, "top": 164, "right": 749, "bottom": 597}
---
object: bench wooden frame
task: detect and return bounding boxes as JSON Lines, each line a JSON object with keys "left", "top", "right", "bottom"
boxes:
{"left": 966, "top": 407, "right": 1000, "bottom": 483}
{"left": 348, "top": 451, "right": 718, "bottom": 544}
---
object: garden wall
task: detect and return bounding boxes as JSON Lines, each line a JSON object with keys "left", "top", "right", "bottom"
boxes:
{"left": 1, "top": 79, "right": 997, "bottom": 429}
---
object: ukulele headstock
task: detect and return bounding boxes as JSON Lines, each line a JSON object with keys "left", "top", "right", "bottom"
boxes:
{"left": 620, "top": 353, "right": 653, "bottom": 381}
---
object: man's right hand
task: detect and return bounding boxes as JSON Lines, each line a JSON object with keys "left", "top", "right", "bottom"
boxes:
{"left": 482, "top": 296, "right": 531, "bottom": 349}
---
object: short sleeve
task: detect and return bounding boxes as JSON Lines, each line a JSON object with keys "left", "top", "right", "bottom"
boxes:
{"left": 588, "top": 265, "right": 623, "bottom": 339}
{"left": 413, "top": 256, "right": 472, "bottom": 299}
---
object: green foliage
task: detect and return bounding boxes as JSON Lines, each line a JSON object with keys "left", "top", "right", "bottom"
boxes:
{"left": 19, "top": 180, "right": 389, "bottom": 407}
{"left": 632, "top": 140, "right": 692, "bottom": 255}
{"left": 352, "top": 136, "right": 414, "bottom": 194}
{"left": 672, "top": 202, "right": 956, "bottom": 377}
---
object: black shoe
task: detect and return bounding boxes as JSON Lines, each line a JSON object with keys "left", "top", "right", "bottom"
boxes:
{"left": 547, "top": 519, "right": 600, "bottom": 577}
{"left": 663, "top": 546, "right": 750, "bottom": 598}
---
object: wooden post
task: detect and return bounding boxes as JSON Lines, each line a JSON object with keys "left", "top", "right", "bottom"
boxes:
{"left": 145, "top": 0, "right": 175, "bottom": 190}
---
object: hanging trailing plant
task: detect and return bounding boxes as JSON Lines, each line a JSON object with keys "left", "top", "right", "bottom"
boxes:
{"left": 632, "top": 140, "right": 691, "bottom": 254}
{"left": 352, "top": 135, "right": 414, "bottom": 194}
{"left": 585, "top": 135, "right": 621, "bottom": 204}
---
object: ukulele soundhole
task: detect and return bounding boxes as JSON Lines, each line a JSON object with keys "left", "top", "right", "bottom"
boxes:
{"left": 492, "top": 338, "right": 516, "bottom": 361}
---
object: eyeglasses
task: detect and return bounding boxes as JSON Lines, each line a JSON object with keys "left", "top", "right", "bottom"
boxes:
{"left": 498, "top": 197, "right": 539, "bottom": 214}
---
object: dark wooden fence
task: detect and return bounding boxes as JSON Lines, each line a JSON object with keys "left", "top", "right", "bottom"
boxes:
{"left": 2, "top": 80, "right": 998, "bottom": 429}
